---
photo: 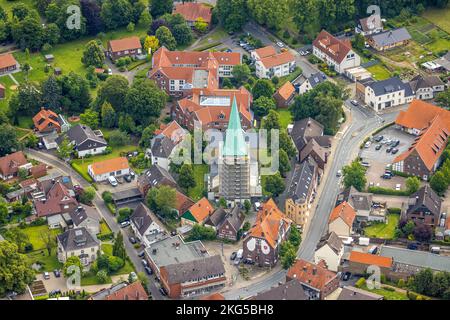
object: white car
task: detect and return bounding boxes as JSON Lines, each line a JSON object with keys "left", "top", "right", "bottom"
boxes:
{"left": 336, "top": 170, "right": 342, "bottom": 177}
{"left": 107, "top": 68, "right": 112, "bottom": 75}
{"left": 395, "top": 184, "right": 401, "bottom": 191}
{"left": 108, "top": 176, "right": 118, "bottom": 187}
{"left": 364, "top": 141, "right": 371, "bottom": 148}
{"left": 276, "top": 41, "right": 284, "bottom": 48}
{"left": 350, "top": 100, "right": 358, "bottom": 106}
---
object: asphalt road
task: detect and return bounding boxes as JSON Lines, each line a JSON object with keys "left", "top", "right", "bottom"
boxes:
{"left": 24, "top": 149, "right": 165, "bottom": 300}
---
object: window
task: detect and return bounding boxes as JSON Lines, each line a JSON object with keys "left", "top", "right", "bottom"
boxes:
{"left": 170, "top": 80, "right": 175, "bottom": 84}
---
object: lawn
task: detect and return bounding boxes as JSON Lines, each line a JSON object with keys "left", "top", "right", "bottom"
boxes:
{"left": 422, "top": 5, "right": 450, "bottom": 33}
{"left": 194, "top": 27, "right": 228, "bottom": 49}
{"left": 21, "top": 225, "right": 62, "bottom": 251}
{"left": 366, "top": 64, "right": 392, "bottom": 81}
{"left": 26, "top": 250, "right": 62, "bottom": 272}
{"left": 71, "top": 144, "right": 139, "bottom": 182}
{"left": 0, "top": 75, "right": 17, "bottom": 112}
{"left": 188, "top": 164, "right": 209, "bottom": 201}
{"left": 362, "top": 285, "right": 408, "bottom": 300}
{"left": 101, "top": 244, "right": 135, "bottom": 275}
{"left": 99, "top": 219, "right": 112, "bottom": 235}
{"left": 363, "top": 214, "right": 400, "bottom": 239}
{"left": 277, "top": 109, "right": 293, "bottom": 129}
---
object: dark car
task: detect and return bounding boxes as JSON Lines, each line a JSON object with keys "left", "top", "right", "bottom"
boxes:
{"left": 243, "top": 258, "right": 255, "bottom": 265}
{"left": 138, "top": 250, "right": 145, "bottom": 258}
{"left": 342, "top": 272, "right": 352, "bottom": 281}
{"left": 375, "top": 144, "right": 382, "bottom": 150}
{"left": 381, "top": 173, "right": 392, "bottom": 179}
{"left": 386, "top": 147, "right": 393, "bottom": 153}
{"left": 407, "top": 243, "right": 419, "bottom": 250}
{"left": 53, "top": 269, "right": 61, "bottom": 278}
{"left": 374, "top": 135, "right": 383, "bottom": 142}
{"left": 391, "top": 140, "right": 400, "bottom": 147}
{"left": 49, "top": 289, "right": 61, "bottom": 296}
{"left": 129, "top": 236, "right": 137, "bottom": 244}
{"left": 144, "top": 266, "right": 153, "bottom": 275}
{"left": 159, "top": 287, "right": 168, "bottom": 296}
{"left": 170, "top": 230, "right": 177, "bottom": 236}
{"left": 230, "top": 252, "right": 237, "bottom": 260}
{"left": 124, "top": 174, "right": 132, "bottom": 183}
{"left": 391, "top": 148, "right": 399, "bottom": 154}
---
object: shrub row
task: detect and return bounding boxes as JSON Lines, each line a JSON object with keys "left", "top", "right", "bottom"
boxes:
{"left": 97, "top": 232, "right": 114, "bottom": 241}
{"left": 368, "top": 186, "right": 411, "bottom": 196}
{"left": 194, "top": 42, "right": 221, "bottom": 52}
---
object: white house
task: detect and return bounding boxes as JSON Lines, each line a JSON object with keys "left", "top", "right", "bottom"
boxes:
{"left": 363, "top": 77, "right": 414, "bottom": 111}
{"left": 56, "top": 124, "right": 108, "bottom": 157}
{"left": 409, "top": 75, "right": 445, "bottom": 100}
{"left": 130, "top": 203, "right": 165, "bottom": 247}
{"left": 252, "top": 46, "right": 296, "bottom": 79}
{"left": 328, "top": 201, "right": 356, "bottom": 238}
{"left": 314, "top": 232, "right": 344, "bottom": 272}
{"left": 88, "top": 157, "right": 130, "bottom": 182}
{"left": 57, "top": 227, "right": 100, "bottom": 266}
{"left": 296, "top": 72, "right": 327, "bottom": 95}
{"left": 312, "top": 30, "right": 361, "bottom": 74}
{"left": 355, "top": 15, "right": 383, "bottom": 36}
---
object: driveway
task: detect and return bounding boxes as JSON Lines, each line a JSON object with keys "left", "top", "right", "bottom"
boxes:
{"left": 105, "top": 59, "right": 151, "bottom": 83}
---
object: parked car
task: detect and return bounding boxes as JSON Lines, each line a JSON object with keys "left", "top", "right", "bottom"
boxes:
{"left": 124, "top": 174, "right": 132, "bottom": 183}
{"left": 391, "top": 148, "right": 399, "bottom": 154}
{"left": 364, "top": 141, "right": 371, "bottom": 148}
{"left": 120, "top": 221, "right": 130, "bottom": 228}
{"left": 230, "top": 252, "right": 237, "bottom": 261}
{"left": 407, "top": 243, "right": 419, "bottom": 250}
{"left": 342, "top": 272, "right": 352, "bottom": 281}
{"left": 129, "top": 170, "right": 136, "bottom": 179}
{"left": 375, "top": 144, "right": 382, "bottom": 150}
{"left": 381, "top": 173, "right": 392, "bottom": 179}
{"left": 391, "top": 140, "right": 400, "bottom": 147}
{"left": 360, "top": 161, "right": 370, "bottom": 167}
{"left": 374, "top": 135, "right": 383, "bottom": 142}
{"left": 276, "top": 41, "right": 284, "bottom": 48}
{"left": 243, "top": 258, "right": 255, "bottom": 265}
{"left": 170, "top": 230, "right": 177, "bottom": 236}
{"left": 386, "top": 147, "right": 393, "bottom": 153}
{"left": 159, "top": 287, "right": 168, "bottom": 296}
{"left": 368, "top": 246, "right": 378, "bottom": 254}
{"left": 144, "top": 266, "right": 153, "bottom": 275}
{"left": 53, "top": 269, "right": 61, "bottom": 278}
{"left": 138, "top": 250, "right": 145, "bottom": 258}
{"left": 395, "top": 184, "right": 401, "bottom": 191}
{"left": 129, "top": 236, "right": 137, "bottom": 244}
{"left": 108, "top": 176, "right": 118, "bottom": 187}
{"left": 350, "top": 100, "right": 359, "bottom": 106}
{"left": 43, "top": 272, "right": 50, "bottom": 280}
{"left": 129, "top": 272, "right": 137, "bottom": 282}
{"left": 141, "top": 259, "right": 148, "bottom": 267}
{"left": 107, "top": 68, "right": 112, "bottom": 75}
{"left": 336, "top": 170, "right": 342, "bottom": 177}
{"left": 49, "top": 289, "right": 61, "bottom": 296}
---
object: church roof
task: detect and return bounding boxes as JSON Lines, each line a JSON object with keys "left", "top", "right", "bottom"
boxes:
{"left": 222, "top": 96, "right": 247, "bottom": 157}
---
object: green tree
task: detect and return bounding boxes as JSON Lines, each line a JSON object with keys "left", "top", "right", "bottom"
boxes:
{"left": 263, "top": 109, "right": 281, "bottom": 131}
{"left": 11, "top": 15, "right": 45, "bottom": 50}
{"left": 264, "top": 173, "right": 285, "bottom": 197}
{"left": 278, "top": 149, "right": 291, "bottom": 177}
{"left": 218, "top": 197, "right": 227, "bottom": 208}
{"left": 82, "top": 40, "right": 105, "bottom": 67}
{"left": 171, "top": 23, "right": 193, "bottom": 46}
{"left": 288, "top": 226, "right": 302, "bottom": 249}
{"left": 252, "top": 79, "right": 275, "bottom": 100}
{"left": 80, "top": 108, "right": 99, "bottom": 129}
{"left": 3, "top": 227, "right": 29, "bottom": 252}
{"left": 430, "top": 171, "right": 448, "bottom": 195}
{"left": 412, "top": 268, "right": 434, "bottom": 296}
{"left": 101, "top": 102, "right": 116, "bottom": 128}
{"left": 146, "top": 185, "right": 177, "bottom": 217}
{"left": 247, "top": 0, "right": 289, "bottom": 30}
{"left": 39, "top": 229, "right": 56, "bottom": 256}
{"left": 0, "top": 124, "right": 20, "bottom": 157}
{"left": 231, "top": 64, "right": 251, "bottom": 86}
{"left": 96, "top": 269, "right": 109, "bottom": 283}
{"left": 139, "top": 124, "right": 157, "bottom": 148}
{"left": 150, "top": 0, "right": 173, "bottom": 17}
{"left": 252, "top": 96, "right": 276, "bottom": 118}
{"left": 127, "top": 22, "right": 135, "bottom": 32}
{"left": 118, "top": 207, "right": 133, "bottom": 223}
{"left": 279, "top": 241, "right": 297, "bottom": 269}
{"left": 194, "top": 17, "right": 208, "bottom": 33}
{"left": 155, "top": 26, "right": 177, "bottom": 50}
{"left": 403, "top": 220, "right": 415, "bottom": 236}
{"left": 342, "top": 160, "right": 366, "bottom": 191}
{"left": 216, "top": 0, "right": 248, "bottom": 32}
{"left": 0, "top": 241, "right": 35, "bottom": 296}
{"left": 279, "top": 131, "right": 297, "bottom": 158}
{"left": 107, "top": 255, "right": 124, "bottom": 272}
{"left": 101, "top": 0, "right": 133, "bottom": 30}
{"left": 79, "top": 186, "right": 96, "bottom": 205}
{"left": 435, "top": 89, "right": 450, "bottom": 109}
{"left": 56, "top": 136, "right": 73, "bottom": 160}
{"left": 96, "top": 75, "right": 129, "bottom": 112}
{"left": 405, "top": 176, "right": 421, "bottom": 194}
{"left": 63, "top": 256, "right": 82, "bottom": 277}
{"left": 179, "top": 164, "right": 196, "bottom": 192}
{"left": 107, "top": 130, "right": 130, "bottom": 147}
{"left": 138, "top": 10, "right": 153, "bottom": 28}
{"left": 189, "top": 224, "right": 216, "bottom": 241}
{"left": 112, "top": 232, "right": 126, "bottom": 260}
{"left": 244, "top": 200, "right": 251, "bottom": 214}
{"left": 41, "top": 75, "right": 62, "bottom": 110}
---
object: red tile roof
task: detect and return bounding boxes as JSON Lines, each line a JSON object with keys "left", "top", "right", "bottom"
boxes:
{"left": 254, "top": 46, "right": 277, "bottom": 59}
{"left": 329, "top": 201, "right": 356, "bottom": 227}
{"left": 30, "top": 163, "right": 47, "bottom": 179}
{"left": 109, "top": 36, "right": 142, "bottom": 53}
{"left": 173, "top": 2, "right": 212, "bottom": 23}
{"left": 313, "top": 30, "right": 353, "bottom": 64}
{"left": 175, "top": 190, "right": 195, "bottom": 216}
{"left": 0, "top": 151, "right": 28, "bottom": 177}
{"left": 260, "top": 51, "right": 295, "bottom": 69}
{"left": 105, "top": 281, "right": 148, "bottom": 300}
{"left": 186, "top": 197, "right": 214, "bottom": 223}
{"left": 0, "top": 53, "right": 18, "bottom": 70}
{"left": 89, "top": 157, "right": 129, "bottom": 176}
{"left": 275, "top": 81, "right": 295, "bottom": 101}
{"left": 395, "top": 99, "right": 450, "bottom": 132}
{"left": 249, "top": 199, "right": 291, "bottom": 248}
{"left": 155, "top": 120, "right": 186, "bottom": 143}
{"left": 32, "top": 109, "right": 61, "bottom": 133}
{"left": 287, "top": 259, "right": 338, "bottom": 291}
{"left": 349, "top": 251, "right": 393, "bottom": 268}
{"left": 34, "top": 181, "right": 78, "bottom": 217}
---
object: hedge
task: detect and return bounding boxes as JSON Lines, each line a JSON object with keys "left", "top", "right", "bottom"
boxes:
{"left": 368, "top": 186, "right": 411, "bottom": 196}
{"left": 70, "top": 162, "right": 94, "bottom": 183}
{"left": 387, "top": 207, "right": 401, "bottom": 215}
{"left": 97, "top": 232, "right": 114, "bottom": 241}
{"left": 106, "top": 203, "right": 116, "bottom": 215}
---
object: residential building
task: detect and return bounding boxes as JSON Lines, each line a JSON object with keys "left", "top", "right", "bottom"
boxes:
{"left": 333, "top": 286, "right": 383, "bottom": 300}
{"left": 424, "top": 51, "right": 450, "bottom": 72}
{"left": 57, "top": 227, "right": 100, "bottom": 265}
{"left": 380, "top": 245, "right": 450, "bottom": 274}
{"left": 402, "top": 185, "right": 442, "bottom": 227}
{"left": 288, "top": 117, "right": 332, "bottom": 169}
{"left": 56, "top": 124, "right": 107, "bottom": 157}
{"left": 242, "top": 199, "right": 291, "bottom": 267}
{"left": 153, "top": 120, "right": 187, "bottom": 144}
{"left": 367, "top": 27, "right": 411, "bottom": 51}
{"left": 173, "top": 2, "right": 212, "bottom": 29}
{"left": 130, "top": 203, "right": 165, "bottom": 247}
{"left": 395, "top": 99, "right": 450, "bottom": 136}
{"left": 137, "top": 165, "right": 178, "bottom": 196}
{"left": 409, "top": 75, "right": 445, "bottom": 100}
{"left": 32, "top": 109, "right": 69, "bottom": 134}
{"left": 218, "top": 96, "right": 261, "bottom": 203}
{"left": 144, "top": 235, "right": 226, "bottom": 298}
{"left": 69, "top": 204, "right": 101, "bottom": 236}
{"left": 314, "top": 232, "right": 344, "bottom": 272}
{"left": 0, "top": 151, "right": 31, "bottom": 181}
{"left": 203, "top": 206, "right": 245, "bottom": 241}
{"left": 149, "top": 47, "right": 240, "bottom": 97}
{"left": 347, "top": 250, "right": 393, "bottom": 276}
{"left": 89, "top": 281, "right": 148, "bottom": 300}
{"left": 286, "top": 259, "right": 339, "bottom": 300}
{"left": 273, "top": 81, "right": 296, "bottom": 108}
{"left": 181, "top": 197, "right": 214, "bottom": 226}
{"left": 336, "top": 186, "right": 385, "bottom": 222}
{"left": 34, "top": 179, "right": 78, "bottom": 218}
{"left": 107, "top": 36, "right": 142, "bottom": 61}
{"left": 393, "top": 111, "right": 449, "bottom": 180}
{"left": 362, "top": 77, "right": 414, "bottom": 111}
{"left": 355, "top": 14, "right": 383, "bottom": 36}
{"left": 251, "top": 279, "right": 308, "bottom": 300}
{"left": 328, "top": 201, "right": 356, "bottom": 237}
{"left": 312, "top": 30, "right": 361, "bottom": 74}
{"left": 88, "top": 157, "right": 130, "bottom": 182}
{"left": 252, "top": 45, "right": 296, "bottom": 79}
{"left": 0, "top": 53, "right": 19, "bottom": 75}
{"left": 173, "top": 87, "right": 252, "bottom": 131}
{"left": 174, "top": 191, "right": 195, "bottom": 217}
{"left": 30, "top": 163, "right": 47, "bottom": 179}
{"left": 285, "top": 162, "right": 318, "bottom": 227}
{"left": 295, "top": 72, "right": 327, "bottom": 95}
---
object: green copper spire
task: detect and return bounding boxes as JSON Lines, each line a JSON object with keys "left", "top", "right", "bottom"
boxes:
{"left": 222, "top": 95, "right": 247, "bottom": 157}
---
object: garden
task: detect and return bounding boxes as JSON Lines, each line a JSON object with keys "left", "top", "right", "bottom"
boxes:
{"left": 363, "top": 214, "right": 400, "bottom": 239}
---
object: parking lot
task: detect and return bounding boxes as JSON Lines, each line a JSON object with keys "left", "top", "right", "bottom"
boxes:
{"left": 95, "top": 175, "right": 137, "bottom": 194}
{"left": 360, "top": 125, "right": 416, "bottom": 190}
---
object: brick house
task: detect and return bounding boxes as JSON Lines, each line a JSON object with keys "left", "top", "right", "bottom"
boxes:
{"left": 347, "top": 250, "right": 393, "bottom": 276}
{"left": 32, "top": 109, "right": 68, "bottom": 133}
{"left": 403, "top": 185, "right": 442, "bottom": 227}
{"left": 172, "top": 2, "right": 212, "bottom": 29}
{"left": 0, "top": 151, "right": 31, "bottom": 181}
{"left": 107, "top": 36, "right": 142, "bottom": 61}
{"left": 273, "top": 81, "right": 296, "bottom": 108}
{"left": 203, "top": 206, "right": 245, "bottom": 241}
{"left": 34, "top": 180, "right": 79, "bottom": 218}
{"left": 181, "top": 197, "right": 214, "bottom": 226}
{"left": 0, "top": 53, "right": 19, "bottom": 75}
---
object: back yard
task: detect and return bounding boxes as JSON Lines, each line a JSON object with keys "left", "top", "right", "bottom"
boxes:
{"left": 363, "top": 214, "right": 400, "bottom": 239}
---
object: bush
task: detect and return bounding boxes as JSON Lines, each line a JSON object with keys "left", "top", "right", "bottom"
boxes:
{"left": 107, "top": 255, "right": 125, "bottom": 272}
{"left": 355, "top": 277, "right": 366, "bottom": 288}
{"left": 97, "top": 232, "right": 114, "bottom": 241}
{"left": 283, "top": 30, "right": 290, "bottom": 39}
{"left": 368, "top": 186, "right": 410, "bottom": 196}
{"left": 387, "top": 207, "right": 401, "bottom": 215}
{"left": 96, "top": 269, "right": 109, "bottom": 283}
{"left": 102, "top": 191, "right": 113, "bottom": 204}
{"left": 30, "top": 218, "right": 46, "bottom": 226}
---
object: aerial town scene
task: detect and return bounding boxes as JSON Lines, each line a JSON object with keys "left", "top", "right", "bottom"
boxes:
{"left": 0, "top": 0, "right": 450, "bottom": 306}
